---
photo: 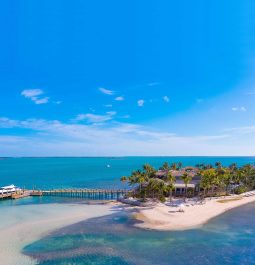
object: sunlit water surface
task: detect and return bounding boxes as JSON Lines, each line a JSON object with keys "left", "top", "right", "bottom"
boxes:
{"left": 1, "top": 157, "right": 255, "bottom": 264}
{"left": 23, "top": 202, "right": 255, "bottom": 265}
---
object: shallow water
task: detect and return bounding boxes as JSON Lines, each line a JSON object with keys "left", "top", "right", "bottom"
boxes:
{"left": 0, "top": 201, "right": 114, "bottom": 265}
{"left": 24, "top": 202, "right": 255, "bottom": 265}
{"left": 1, "top": 157, "right": 255, "bottom": 264}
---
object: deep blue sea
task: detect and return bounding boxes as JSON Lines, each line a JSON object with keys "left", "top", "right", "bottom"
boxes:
{"left": 1, "top": 157, "right": 255, "bottom": 265}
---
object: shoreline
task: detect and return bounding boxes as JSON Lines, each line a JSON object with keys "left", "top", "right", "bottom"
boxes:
{"left": 0, "top": 202, "right": 116, "bottom": 265}
{"left": 131, "top": 193, "right": 255, "bottom": 231}
{"left": 1, "top": 193, "right": 255, "bottom": 265}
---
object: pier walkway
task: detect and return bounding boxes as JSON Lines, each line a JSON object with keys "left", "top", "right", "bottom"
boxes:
{"left": 0, "top": 188, "right": 130, "bottom": 201}
{"left": 34, "top": 189, "right": 130, "bottom": 200}
{"left": 0, "top": 190, "right": 31, "bottom": 199}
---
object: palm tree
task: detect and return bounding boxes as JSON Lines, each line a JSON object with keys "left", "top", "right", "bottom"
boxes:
{"left": 200, "top": 169, "right": 215, "bottom": 198}
{"left": 205, "top": 164, "right": 213, "bottom": 169}
{"left": 229, "top": 163, "right": 237, "bottom": 172}
{"left": 196, "top": 163, "right": 205, "bottom": 169}
{"left": 146, "top": 178, "right": 167, "bottom": 200}
{"left": 164, "top": 171, "right": 176, "bottom": 202}
{"left": 147, "top": 178, "right": 160, "bottom": 199}
{"left": 120, "top": 176, "right": 127, "bottom": 183}
{"left": 217, "top": 168, "right": 231, "bottom": 195}
{"left": 143, "top": 164, "right": 156, "bottom": 178}
{"left": 215, "top": 161, "right": 222, "bottom": 169}
{"left": 166, "top": 183, "right": 175, "bottom": 202}
{"left": 158, "top": 180, "right": 168, "bottom": 202}
{"left": 160, "top": 162, "right": 170, "bottom": 171}
{"left": 233, "top": 169, "right": 245, "bottom": 185}
{"left": 242, "top": 164, "right": 255, "bottom": 189}
{"left": 177, "top": 162, "right": 183, "bottom": 170}
{"left": 171, "top": 163, "right": 177, "bottom": 170}
{"left": 127, "top": 170, "right": 147, "bottom": 197}
{"left": 128, "top": 170, "right": 139, "bottom": 186}
{"left": 181, "top": 173, "right": 192, "bottom": 201}
{"left": 138, "top": 174, "right": 146, "bottom": 193}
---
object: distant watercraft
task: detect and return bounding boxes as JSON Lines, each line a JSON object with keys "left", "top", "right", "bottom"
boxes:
{"left": 0, "top": 184, "right": 21, "bottom": 194}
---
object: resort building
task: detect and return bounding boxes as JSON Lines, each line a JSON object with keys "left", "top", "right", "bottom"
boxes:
{"left": 156, "top": 167, "right": 201, "bottom": 196}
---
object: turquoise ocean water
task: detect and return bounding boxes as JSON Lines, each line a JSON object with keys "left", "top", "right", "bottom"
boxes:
{"left": 1, "top": 157, "right": 255, "bottom": 264}
{"left": 24, "top": 202, "right": 255, "bottom": 265}
{"left": 1, "top": 156, "right": 255, "bottom": 190}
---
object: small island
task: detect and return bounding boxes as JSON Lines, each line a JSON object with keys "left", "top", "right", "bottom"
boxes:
{"left": 120, "top": 162, "right": 255, "bottom": 230}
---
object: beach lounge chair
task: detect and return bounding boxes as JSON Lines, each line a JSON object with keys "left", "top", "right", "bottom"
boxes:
{"left": 179, "top": 204, "right": 185, "bottom": 212}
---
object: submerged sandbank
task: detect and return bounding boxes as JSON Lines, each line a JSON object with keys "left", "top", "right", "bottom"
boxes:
{"left": 0, "top": 202, "right": 116, "bottom": 265}
{"left": 2, "top": 194, "right": 255, "bottom": 265}
{"left": 132, "top": 194, "right": 255, "bottom": 231}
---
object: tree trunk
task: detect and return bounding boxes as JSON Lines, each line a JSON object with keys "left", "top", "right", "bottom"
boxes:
{"left": 184, "top": 184, "right": 187, "bottom": 202}
{"left": 169, "top": 189, "right": 173, "bottom": 202}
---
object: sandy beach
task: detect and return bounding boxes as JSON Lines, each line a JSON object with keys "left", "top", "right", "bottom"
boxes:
{"left": 133, "top": 193, "right": 255, "bottom": 231}
{"left": 2, "top": 194, "right": 255, "bottom": 265}
{"left": 0, "top": 202, "right": 115, "bottom": 265}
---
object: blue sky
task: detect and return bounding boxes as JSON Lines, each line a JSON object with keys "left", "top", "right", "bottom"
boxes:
{"left": 1, "top": 0, "right": 255, "bottom": 156}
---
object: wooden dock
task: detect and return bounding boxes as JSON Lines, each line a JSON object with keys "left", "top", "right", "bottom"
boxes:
{"left": 0, "top": 188, "right": 130, "bottom": 201}
{"left": 11, "top": 191, "right": 31, "bottom": 199}
{"left": 34, "top": 189, "right": 129, "bottom": 200}
{"left": 30, "top": 190, "right": 43, "bottom": 196}
{"left": 0, "top": 190, "right": 31, "bottom": 200}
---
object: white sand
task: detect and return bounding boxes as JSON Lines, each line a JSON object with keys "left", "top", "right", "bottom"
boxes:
{"left": 2, "top": 195, "right": 255, "bottom": 265}
{"left": 133, "top": 194, "right": 255, "bottom": 231}
{"left": 0, "top": 203, "right": 115, "bottom": 265}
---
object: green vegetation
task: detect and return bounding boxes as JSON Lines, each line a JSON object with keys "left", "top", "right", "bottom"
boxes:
{"left": 121, "top": 162, "right": 255, "bottom": 202}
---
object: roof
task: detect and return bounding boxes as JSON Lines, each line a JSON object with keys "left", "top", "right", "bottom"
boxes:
{"left": 155, "top": 167, "right": 201, "bottom": 188}
{"left": 156, "top": 167, "right": 200, "bottom": 179}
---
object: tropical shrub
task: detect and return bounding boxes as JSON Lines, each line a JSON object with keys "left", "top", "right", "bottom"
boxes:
{"left": 159, "top": 195, "right": 166, "bottom": 203}
{"left": 234, "top": 185, "right": 248, "bottom": 195}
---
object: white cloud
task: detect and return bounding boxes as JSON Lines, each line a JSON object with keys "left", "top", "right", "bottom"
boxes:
{"left": 137, "top": 99, "right": 145, "bottom": 107}
{"left": 106, "top": 111, "right": 117, "bottom": 116}
{"left": 99, "top": 87, "right": 114, "bottom": 95}
{"left": 115, "top": 96, "right": 124, "bottom": 101}
{"left": 231, "top": 106, "right": 247, "bottom": 112}
{"left": 0, "top": 117, "right": 19, "bottom": 128}
{"left": 75, "top": 111, "right": 116, "bottom": 123}
{"left": 104, "top": 104, "right": 112, "bottom": 107}
{"left": 21, "top": 89, "right": 44, "bottom": 98}
{"left": 1, "top": 116, "right": 246, "bottom": 156}
{"left": 21, "top": 89, "right": 49, "bottom": 104}
{"left": 34, "top": 97, "right": 49, "bottom": 105}
{"left": 224, "top": 125, "right": 255, "bottom": 134}
{"left": 163, "top": 96, "right": 170, "bottom": 103}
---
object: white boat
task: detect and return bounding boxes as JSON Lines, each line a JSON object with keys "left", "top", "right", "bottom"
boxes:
{"left": 0, "top": 184, "right": 21, "bottom": 194}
